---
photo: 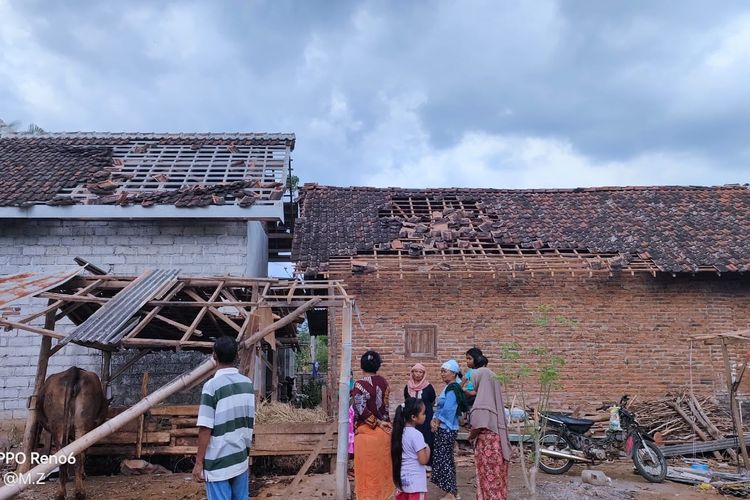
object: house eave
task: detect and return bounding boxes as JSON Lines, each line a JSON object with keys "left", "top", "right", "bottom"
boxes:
{"left": 0, "top": 201, "right": 284, "bottom": 221}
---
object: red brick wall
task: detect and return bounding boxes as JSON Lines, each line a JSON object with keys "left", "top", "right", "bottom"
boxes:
{"left": 327, "top": 273, "right": 750, "bottom": 412}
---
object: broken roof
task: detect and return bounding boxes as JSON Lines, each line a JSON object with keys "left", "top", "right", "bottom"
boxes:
{"left": 0, "top": 132, "right": 294, "bottom": 210}
{"left": 292, "top": 184, "right": 750, "bottom": 275}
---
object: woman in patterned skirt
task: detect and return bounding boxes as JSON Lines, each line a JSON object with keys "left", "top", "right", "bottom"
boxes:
{"left": 352, "top": 350, "right": 394, "bottom": 500}
{"left": 430, "top": 359, "right": 463, "bottom": 500}
{"left": 469, "top": 367, "right": 512, "bottom": 500}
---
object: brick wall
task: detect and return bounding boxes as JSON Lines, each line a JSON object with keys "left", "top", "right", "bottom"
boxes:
{"left": 0, "top": 219, "right": 248, "bottom": 421}
{"left": 329, "top": 273, "right": 750, "bottom": 413}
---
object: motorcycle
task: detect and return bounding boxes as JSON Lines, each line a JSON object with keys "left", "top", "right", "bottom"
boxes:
{"left": 536, "top": 395, "right": 667, "bottom": 483}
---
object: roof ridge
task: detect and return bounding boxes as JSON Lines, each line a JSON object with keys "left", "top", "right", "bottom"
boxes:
{"left": 0, "top": 132, "right": 295, "bottom": 140}
{"left": 302, "top": 183, "right": 750, "bottom": 193}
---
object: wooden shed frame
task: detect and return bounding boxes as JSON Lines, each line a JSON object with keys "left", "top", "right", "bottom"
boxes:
{"left": 0, "top": 270, "right": 354, "bottom": 499}
{"left": 690, "top": 329, "right": 750, "bottom": 470}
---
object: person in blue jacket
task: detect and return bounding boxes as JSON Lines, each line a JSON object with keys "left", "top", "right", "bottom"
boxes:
{"left": 430, "top": 359, "right": 464, "bottom": 500}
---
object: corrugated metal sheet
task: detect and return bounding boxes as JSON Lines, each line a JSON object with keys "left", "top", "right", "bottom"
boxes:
{"left": 0, "top": 268, "right": 82, "bottom": 308}
{"left": 58, "top": 269, "right": 180, "bottom": 350}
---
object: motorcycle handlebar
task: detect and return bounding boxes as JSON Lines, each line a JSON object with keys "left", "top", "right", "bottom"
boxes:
{"left": 597, "top": 395, "right": 630, "bottom": 412}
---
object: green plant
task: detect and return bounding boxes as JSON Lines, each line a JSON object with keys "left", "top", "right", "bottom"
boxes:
{"left": 294, "top": 378, "right": 324, "bottom": 409}
{"left": 497, "top": 305, "right": 574, "bottom": 499}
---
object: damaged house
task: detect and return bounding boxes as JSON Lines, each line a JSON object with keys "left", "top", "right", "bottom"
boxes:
{"left": 292, "top": 184, "right": 750, "bottom": 409}
{"left": 0, "top": 132, "right": 297, "bottom": 423}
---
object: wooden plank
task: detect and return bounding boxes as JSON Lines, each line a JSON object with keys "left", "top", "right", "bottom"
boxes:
{"left": 171, "top": 428, "right": 199, "bottom": 437}
{"left": 287, "top": 424, "right": 337, "bottom": 492}
{"left": 148, "top": 405, "right": 199, "bottom": 416}
{"left": 242, "top": 298, "right": 321, "bottom": 349}
{"left": 239, "top": 317, "right": 259, "bottom": 375}
{"left": 256, "top": 423, "right": 335, "bottom": 434}
{"left": 90, "top": 446, "right": 338, "bottom": 457}
{"left": 121, "top": 338, "right": 214, "bottom": 349}
{"left": 181, "top": 282, "right": 224, "bottom": 342}
{"left": 183, "top": 289, "right": 243, "bottom": 334}
{"left": 153, "top": 314, "right": 199, "bottom": 334}
{"left": 19, "top": 279, "right": 103, "bottom": 324}
{"left": 0, "top": 319, "right": 65, "bottom": 340}
{"left": 258, "top": 305, "right": 275, "bottom": 350}
{"left": 98, "top": 431, "right": 171, "bottom": 445}
{"left": 123, "top": 282, "right": 186, "bottom": 340}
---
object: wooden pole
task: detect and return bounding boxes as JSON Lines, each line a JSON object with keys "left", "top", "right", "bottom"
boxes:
{"left": 335, "top": 300, "right": 353, "bottom": 500}
{"left": 135, "top": 371, "right": 149, "bottom": 459}
{"left": 666, "top": 401, "right": 723, "bottom": 460}
{"left": 101, "top": 351, "right": 112, "bottom": 397}
{"left": 18, "top": 305, "right": 57, "bottom": 474}
{"left": 247, "top": 343, "right": 259, "bottom": 399}
{"left": 0, "top": 358, "right": 217, "bottom": 500}
{"left": 238, "top": 313, "right": 259, "bottom": 376}
{"left": 721, "top": 338, "right": 750, "bottom": 469}
{"left": 688, "top": 393, "right": 738, "bottom": 463}
{"left": 241, "top": 298, "right": 321, "bottom": 349}
{"left": 271, "top": 346, "right": 279, "bottom": 402}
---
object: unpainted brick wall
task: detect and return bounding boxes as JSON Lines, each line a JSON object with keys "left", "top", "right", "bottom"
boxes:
{"left": 0, "top": 219, "right": 248, "bottom": 421}
{"left": 328, "top": 273, "right": 750, "bottom": 413}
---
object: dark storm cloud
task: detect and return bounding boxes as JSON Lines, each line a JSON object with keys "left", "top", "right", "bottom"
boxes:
{"left": 1, "top": 0, "right": 748, "bottom": 188}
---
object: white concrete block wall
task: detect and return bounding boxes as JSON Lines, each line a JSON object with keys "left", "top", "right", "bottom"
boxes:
{"left": 0, "top": 219, "right": 249, "bottom": 421}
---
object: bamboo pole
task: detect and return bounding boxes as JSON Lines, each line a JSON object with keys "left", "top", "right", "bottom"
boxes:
{"left": 18, "top": 305, "right": 57, "bottom": 474}
{"left": 335, "top": 300, "right": 353, "bottom": 500}
{"left": 0, "top": 358, "right": 217, "bottom": 500}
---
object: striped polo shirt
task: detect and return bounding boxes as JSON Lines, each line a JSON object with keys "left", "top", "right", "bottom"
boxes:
{"left": 197, "top": 367, "right": 255, "bottom": 481}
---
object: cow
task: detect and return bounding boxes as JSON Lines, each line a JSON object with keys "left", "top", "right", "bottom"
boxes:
{"left": 38, "top": 367, "right": 108, "bottom": 500}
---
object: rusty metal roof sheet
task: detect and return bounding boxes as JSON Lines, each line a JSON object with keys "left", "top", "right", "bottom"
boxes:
{"left": 0, "top": 268, "right": 82, "bottom": 308}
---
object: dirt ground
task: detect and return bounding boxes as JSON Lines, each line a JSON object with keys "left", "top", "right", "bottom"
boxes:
{"left": 8, "top": 459, "right": 727, "bottom": 500}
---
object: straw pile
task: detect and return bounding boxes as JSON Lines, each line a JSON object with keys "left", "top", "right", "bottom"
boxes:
{"left": 255, "top": 401, "right": 329, "bottom": 424}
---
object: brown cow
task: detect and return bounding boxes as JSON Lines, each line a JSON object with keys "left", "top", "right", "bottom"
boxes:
{"left": 38, "top": 367, "right": 108, "bottom": 500}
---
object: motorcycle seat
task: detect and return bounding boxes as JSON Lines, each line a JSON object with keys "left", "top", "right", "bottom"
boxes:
{"left": 543, "top": 412, "right": 595, "bottom": 433}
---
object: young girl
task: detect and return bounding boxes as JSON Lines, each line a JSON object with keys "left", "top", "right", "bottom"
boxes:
{"left": 391, "top": 397, "right": 430, "bottom": 500}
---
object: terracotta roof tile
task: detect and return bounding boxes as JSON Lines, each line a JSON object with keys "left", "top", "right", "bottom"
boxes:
{"left": 0, "top": 133, "right": 293, "bottom": 207}
{"left": 292, "top": 184, "right": 750, "bottom": 274}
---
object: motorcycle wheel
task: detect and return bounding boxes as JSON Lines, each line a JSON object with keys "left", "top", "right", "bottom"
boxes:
{"left": 632, "top": 439, "right": 667, "bottom": 483}
{"left": 537, "top": 430, "right": 575, "bottom": 475}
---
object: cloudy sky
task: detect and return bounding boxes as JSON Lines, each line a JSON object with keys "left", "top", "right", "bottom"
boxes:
{"left": 1, "top": 0, "right": 749, "bottom": 189}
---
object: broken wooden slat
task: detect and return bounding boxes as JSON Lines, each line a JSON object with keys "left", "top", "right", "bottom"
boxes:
{"left": 286, "top": 423, "right": 337, "bottom": 492}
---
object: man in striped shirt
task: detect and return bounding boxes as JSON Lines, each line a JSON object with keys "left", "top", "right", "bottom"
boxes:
{"left": 193, "top": 336, "right": 255, "bottom": 500}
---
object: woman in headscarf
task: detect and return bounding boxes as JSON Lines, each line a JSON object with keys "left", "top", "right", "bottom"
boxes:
{"left": 469, "top": 367, "right": 512, "bottom": 500}
{"left": 430, "top": 359, "right": 464, "bottom": 500}
{"left": 352, "top": 350, "right": 394, "bottom": 500}
{"left": 403, "top": 363, "right": 436, "bottom": 466}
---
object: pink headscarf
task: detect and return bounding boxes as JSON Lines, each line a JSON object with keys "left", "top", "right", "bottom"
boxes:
{"left": 406, "top": 363, "right": 430, "bottom": 397}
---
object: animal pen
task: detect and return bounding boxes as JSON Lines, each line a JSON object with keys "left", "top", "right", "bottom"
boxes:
{"left": 0, "top": 268, "right": 355, "bottom": 499}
